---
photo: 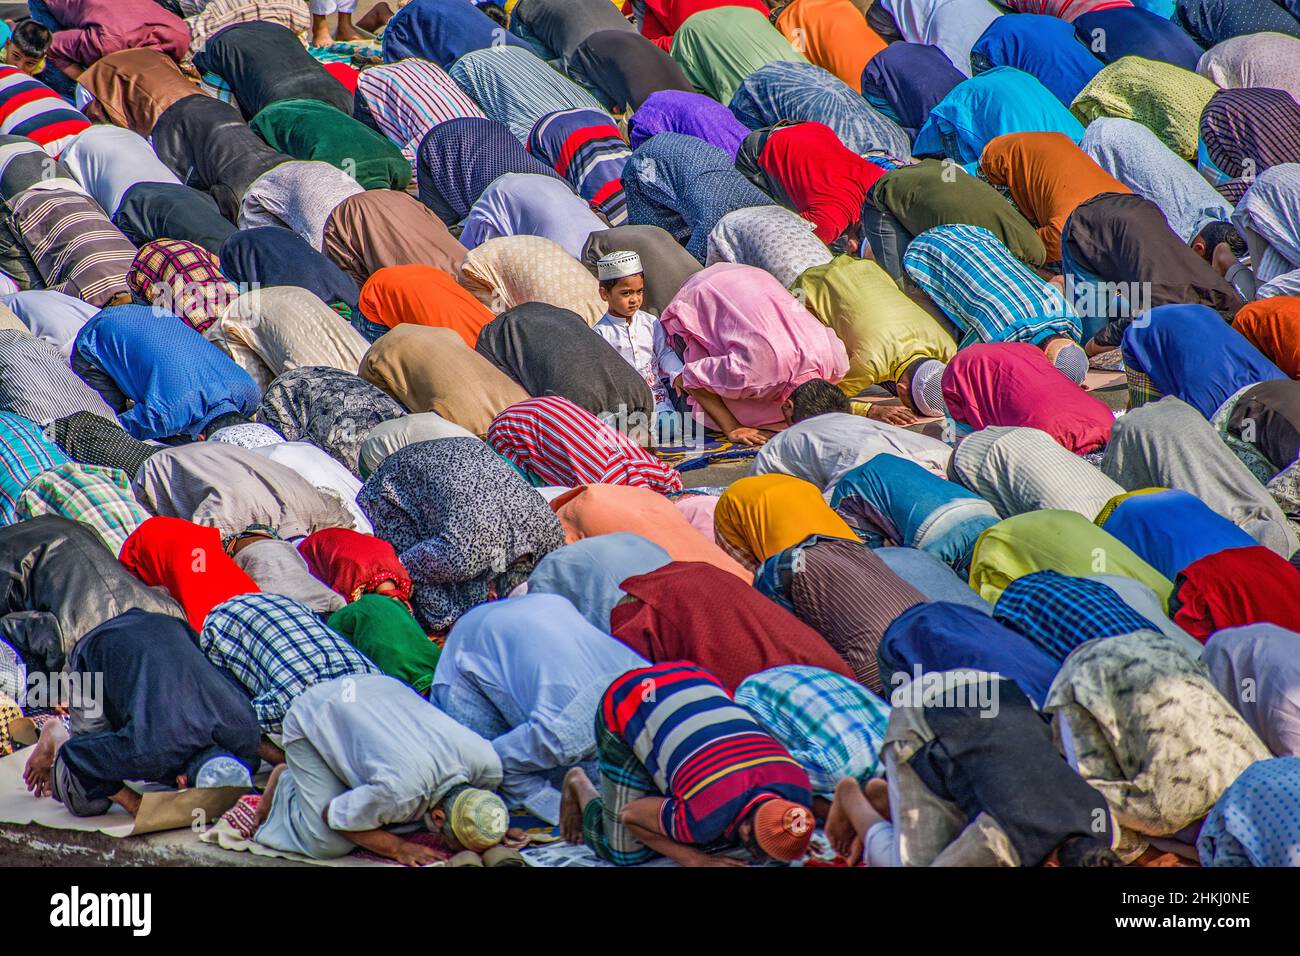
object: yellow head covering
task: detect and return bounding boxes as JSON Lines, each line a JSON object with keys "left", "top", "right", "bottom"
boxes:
{"left": 446, "top": 786, "right": 508, "bottom": 852}
{"left": 968, "top": 510, "right": 1173, "bottom": 607}
{"left": 713, "top": 473, "right": 855, "bottom": 570}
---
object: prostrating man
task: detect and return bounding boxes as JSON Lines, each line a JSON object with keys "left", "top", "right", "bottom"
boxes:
{"left": 254, "top": 672, "right": 509, "bottom": 865}
{"left": 432, "top": 593, "right": 648, "bottom": 823}
{"left": 71, "top": 305, "right": 261, "bottom": 442}
{"left": 559, "top": 661, "right": 816, "bottom": 866}
{"left": 22, "top": 610, "right": 260, "bottom": 818}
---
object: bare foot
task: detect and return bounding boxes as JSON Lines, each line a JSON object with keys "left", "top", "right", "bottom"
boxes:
{"left": 559, "top": 767, "right": 596, "bottom": 844}
{"left": 255, "top": 764, "right": 288, "bottom": 826}
{"left": 110, "top": 787, "right": 143, "bottom": 817}
{"left": 865, "top": 777, "right": 890, "bottom": 820}
{"left": 356, "top": 3, "right": 393, "bottom": 32}
{"left": 825, "top": 776, "right": 869, "bottom": 859}
{"left": 335, "top": 25, "right": 361, "bottom": 42}
{"left": 23, "top": 721, "right": 67, "bottom": 796}
{"left": 311, "top": 27, "right": 333, "bottom": 47}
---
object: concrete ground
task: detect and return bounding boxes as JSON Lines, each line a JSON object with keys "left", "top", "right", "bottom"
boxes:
{"left": 0, "top": 822, "right": 304, "bottom": 867}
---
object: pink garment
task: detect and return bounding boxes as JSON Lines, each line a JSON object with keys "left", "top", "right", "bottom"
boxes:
{"left": 674, "top": 493, "right": 720, "bottom": 540}
{"left": 47, "top": 0, "right": 191, "bottom": 68}
{"left": 942, "top": 342, "right": 1113, "bottom": 454}
{"left": 658, "top": 263, "right": 849, "bottom": 430}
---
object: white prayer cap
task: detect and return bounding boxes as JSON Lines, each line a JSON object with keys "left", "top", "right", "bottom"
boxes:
{"left": 596, "top": 250, "right": 643, "bottom": 281}
{"left": 909, "top": 359, "right": 948, "bottom": 418}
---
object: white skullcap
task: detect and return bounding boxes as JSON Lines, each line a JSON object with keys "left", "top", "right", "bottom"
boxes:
{"left": 910, "top": 359, "right": 948, "bottom": 418}
{"left": 596, "top": 250, "right": 643, "bottom": 281}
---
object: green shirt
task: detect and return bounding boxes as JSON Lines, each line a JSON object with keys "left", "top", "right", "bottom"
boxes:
{"left": 328, "top": 594, "right": 441, "bottom": 694}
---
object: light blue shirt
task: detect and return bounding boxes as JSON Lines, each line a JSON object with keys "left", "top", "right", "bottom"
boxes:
{"left": 430, "top": 592, "right": 647, "bottom": 822}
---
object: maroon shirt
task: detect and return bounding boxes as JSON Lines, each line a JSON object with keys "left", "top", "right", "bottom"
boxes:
{"left": 609, "top": 561, "right": 855, "bottom": 691}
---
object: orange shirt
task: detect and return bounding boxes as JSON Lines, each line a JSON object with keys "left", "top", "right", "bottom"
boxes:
{"left": 775, "top": 0, "right": 886, "bottom": 89}
{"left": 1234, "top": 297, "right": 1300, "bottom": 380}
{"left": 358, "top": 263, "right": 494, "bottom": 348}
{"left": 980, "top": 131, "right": 1132, "bottom": 262}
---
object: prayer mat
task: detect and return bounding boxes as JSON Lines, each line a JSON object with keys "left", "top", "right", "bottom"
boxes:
{"left": 308, "top": 40, "right": 381, "bottom": 65}
{"left": 654, "top": 435, "right": 761, "bottom": 473}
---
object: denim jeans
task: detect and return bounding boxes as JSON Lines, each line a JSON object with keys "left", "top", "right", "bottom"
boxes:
{"left": 859, "top": 201, "right": 913, "bottom": 281}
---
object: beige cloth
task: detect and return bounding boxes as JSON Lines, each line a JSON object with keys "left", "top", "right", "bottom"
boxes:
{"left": 214, "top": 286, "right": 369, "bottom": 392}
{"left": 357, "top": 411, "right": 479, "bottom": 478}
{"left": 321, "top": 190, "right": 467, "bottom": 287}
{"left": 458, "top": 235, "right": 604, "bottom": 326}
{"left": 188, "top": 0, "right": 311, "bottom": 55}
{"left": 133, "top": 441, "right": 356, "bottom": 540}
{"left": 0, "top": 304, "right": 26, "bottom": 334}
{"left": 358, "top": 325, "right": 528, "bottom": 437}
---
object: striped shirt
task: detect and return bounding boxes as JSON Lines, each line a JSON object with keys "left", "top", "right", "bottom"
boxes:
{"left": 0, "top": 411, "right": 69, "bottom": 525}
{"left": 449, "top": 46, "right": 609, "bottom": 143}
{"left": 0, "top": 68, "right": 91, "bottom": 158}
{"left": 735, "top": 665, "right": 890, "bottom": 796}
{"left": 603, "top": 662, "right": 812, "bottom": 846}
{"left": 356, "top": 59, "right": 485, "bottom": 172}
{"left": 903, "top": 224, "right": 1080, "bottom": 348}
{"left": 993, "top": 569, "right": 1159, "bottom": 663}
{"left": 0, "top": 329, "right": 118, "bottom": 426}
{"left": 199, "top": 593, "right": 380, "bottom": 732}
{"left": 488, "top": 396, "right": 684, "bottom": 493}
{"left": 9, "top": 188, "right": 136, "bottom": 308}
{"left": 528, "top": 109, "right": 630, "bottom": 226}
{"left": 16, "top": 462, "right": 148, "bottom": 557}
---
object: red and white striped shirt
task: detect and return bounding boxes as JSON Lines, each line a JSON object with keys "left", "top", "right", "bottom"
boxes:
{"left": 488, "top": 396, "right": 684, "bottom": 493}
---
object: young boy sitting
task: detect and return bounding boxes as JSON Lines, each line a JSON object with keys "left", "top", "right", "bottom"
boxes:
{"left": 592, "top": 250, "right": 686, "bottom": 444}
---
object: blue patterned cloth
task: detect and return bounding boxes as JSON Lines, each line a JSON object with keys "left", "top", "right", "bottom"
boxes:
{"left": 728, "top": 61, "right": 912, "bottom": 159}
{"left": 417, "top": 116, "right": 565, "bottom": 224}
{"left": 0, "top": 411, "right": 68, "bottom": 525}
{"left": 903, "top": 224, "right": 1080, "bottom": 347}
{"left": 993, "top": 570, "right": 1159, "bottom": 664}
{"left": 622, "top": 132, "right": 775, "bottom": 262}
{"left": 199, "top": 593, "right": 380, "bottom": 732}
{"left": 735, "top": 664, "right": 890, "bottom": 796}
{"left": 1199, "top": 758, "right": 1300, "bottom": 867}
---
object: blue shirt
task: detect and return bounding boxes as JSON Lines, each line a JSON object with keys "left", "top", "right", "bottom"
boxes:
{"left": 73, "top": 305, "right": 260, "bottom": 441}
{"left": 993, "top": 570, "right": 1160, "bottom": 664}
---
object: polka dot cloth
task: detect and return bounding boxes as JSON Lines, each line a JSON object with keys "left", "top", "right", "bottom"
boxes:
{"left": 1198, "top": 757, "right": 1300, "bottom": 866}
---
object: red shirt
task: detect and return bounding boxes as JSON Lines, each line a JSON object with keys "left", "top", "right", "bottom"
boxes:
{"left": 610, "top": 561, "right": 856, "bottom": 690}
{"left": 758, "top": 122, "right": 884, "bottom": 244}
{"left": 640, "top": 0, "right": 769, "bottom": 46}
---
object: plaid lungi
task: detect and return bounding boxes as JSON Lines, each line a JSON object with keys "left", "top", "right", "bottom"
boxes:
{"left": 581, "top": 710, "right": 658, "bottom": 866}
{"left": 1124, "top": 368, "right": 1162, "bottom": 411}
